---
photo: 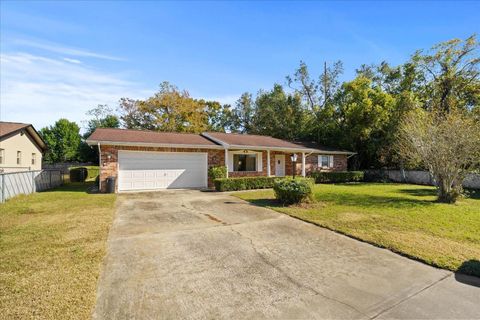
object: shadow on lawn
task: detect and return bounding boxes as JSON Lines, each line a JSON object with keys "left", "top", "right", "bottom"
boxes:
{"left": 398, "top": 188, "right": 436, "bottom": 197}
{"left": 317, "top": 193, "right": 436, "bottom": 209}
{"left": 45, "top": 182, "right": 97, "bottom": 194}
{"left": 455, "top": 260, "right": 480, "bottom": 285}
{"left": 399, "top": 187, "right": 480, "bottom": 200}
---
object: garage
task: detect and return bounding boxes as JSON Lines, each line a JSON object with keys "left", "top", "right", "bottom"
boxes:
{"left": 118, "top": 151, "right": 208, "bottom": 191}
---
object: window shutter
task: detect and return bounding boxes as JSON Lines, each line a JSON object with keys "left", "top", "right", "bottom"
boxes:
{"left": 329, "top": 155, "right": 334, "bottom": 168}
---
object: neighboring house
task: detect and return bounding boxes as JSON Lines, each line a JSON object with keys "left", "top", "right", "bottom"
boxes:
{"left": 0, "top": 122, "right": 47, "bottom": 173}
{"left": 86, "top": 128, "right": 355, "bottom": 193}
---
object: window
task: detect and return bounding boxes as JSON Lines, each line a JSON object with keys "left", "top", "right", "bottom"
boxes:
{"left": 319, "top": 155, "right": 333, "bottom": 168}
{"left": 32, "top": 153, "right": 36, "bottom": 165}
{"left": 17, "top": 151, "right": 22, "bottom": 165}
{"left": 233, "top": 154, "right": 257, "bottom": 171}
{"left": 0, "top": 149, "right": 4, "bottom": 164}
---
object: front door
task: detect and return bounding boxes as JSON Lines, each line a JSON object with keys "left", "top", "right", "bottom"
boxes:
{"left": 275, "top": 155, "right": 285, "bottom": 177}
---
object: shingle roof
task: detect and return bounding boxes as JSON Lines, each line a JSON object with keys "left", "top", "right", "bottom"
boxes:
{"left": 204, "top": 132, "right": 307, "bottom": 149}
{"left": 0, "top": 122, "right": 30, "bottom": 138}
{"left": 87, "top": 128, "right": 355, "bottom": 154}
{"left": 0, "top": 121, "right": 47, "bottom": 151}
{"left": 87, "top": 128, "right": 220, "bottom": 147}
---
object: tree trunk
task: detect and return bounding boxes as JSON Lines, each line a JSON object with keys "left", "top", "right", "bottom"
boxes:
{"left": 436, "top": 175, "right": 461, "bottom": 203}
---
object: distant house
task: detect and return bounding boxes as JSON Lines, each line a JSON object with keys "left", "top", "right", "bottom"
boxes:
{"left": 0, "top": 122, "right": 47, "bottom": 173}
{"left": 86, "top": 128, "right": 355, "bottom": 193}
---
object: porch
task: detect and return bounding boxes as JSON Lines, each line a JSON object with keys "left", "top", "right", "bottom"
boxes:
{"left": 224, "top": 149, "right": 309, "bottom": 178}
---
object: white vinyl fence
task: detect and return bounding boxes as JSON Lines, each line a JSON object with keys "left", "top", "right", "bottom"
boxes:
{"left": 364, "top": 169, "right": 480, "bottom": 189}
{"left": 0, "top": 170, "right": 63, "bottom": 203}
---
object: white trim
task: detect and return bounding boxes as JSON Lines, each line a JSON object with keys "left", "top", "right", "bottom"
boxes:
{"left": 267, "top": 150, "right": 271, "bottom": 177}
{"left": 97, "top": 142, "right": 102, "bottom": 191}
{"left": 228, "top": 150, "right": 261, "bottom": 173}
{"left": 86, "top": 139, "right": 224, "bottom": 149}
{"left": 301, "top": 152, "right": 306, "bottom": 177}
{"left": 318, "top": 154, "right": 334, "bottom": 169}
{"left": 227, "top": 144, "right": 354, "bottom": 154}
{"left": 224, "top": 148, "right": 229, "bottom": 178}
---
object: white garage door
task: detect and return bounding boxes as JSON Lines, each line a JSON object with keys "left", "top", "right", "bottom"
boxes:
{"left": 118, "top": 151, "right": 208, "bottom": 191}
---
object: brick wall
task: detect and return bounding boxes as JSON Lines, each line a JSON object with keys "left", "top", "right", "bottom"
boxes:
{"left": 99, "top": 145, "right": 224, "bottom": 192}
{"left": 99, "top": 145, "right": 349, "bottom": 192}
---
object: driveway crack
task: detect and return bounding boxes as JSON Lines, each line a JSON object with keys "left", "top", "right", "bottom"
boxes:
{"left": 370, "top": 273, "right": 452, "bottom": 319}
{"left": 230, "top": 226, "right": 369, "bottom": 318}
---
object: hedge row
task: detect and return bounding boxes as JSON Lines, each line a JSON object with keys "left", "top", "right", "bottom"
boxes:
{"left": 310, "top": 171, "right": 364, "bottom": 183}
{"left": 214, "top": 176, "right": 279, "bottom": 192}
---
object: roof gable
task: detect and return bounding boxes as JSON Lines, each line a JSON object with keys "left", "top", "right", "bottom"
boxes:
{"left": 0, "top": 122, "right": 47, "bottom": 151}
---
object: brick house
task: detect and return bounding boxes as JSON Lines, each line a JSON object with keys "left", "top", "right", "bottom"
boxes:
{"left": 86, "top": 128, "right": 355, "bottom": 192}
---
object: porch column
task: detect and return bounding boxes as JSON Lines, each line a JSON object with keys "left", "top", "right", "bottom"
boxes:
{"left": 224, "top": 148, "right": 229, "bottom": 178}
{"left": 301, "top": 152, "right": 306, "bottom": 177}
{"left": 267, "top": 150, "right": 271, "bottom": 177}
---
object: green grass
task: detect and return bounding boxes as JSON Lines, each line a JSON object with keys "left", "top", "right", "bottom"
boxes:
{"left": 0, "top": 182, "right": 116, "bottom": 319}
{"left": 235, "top": 183, "right": 480, "bottom": 276}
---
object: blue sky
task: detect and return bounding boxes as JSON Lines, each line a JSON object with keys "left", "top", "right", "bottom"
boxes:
{"left": 1, "top": 1, "right": 479, "bottom": 131}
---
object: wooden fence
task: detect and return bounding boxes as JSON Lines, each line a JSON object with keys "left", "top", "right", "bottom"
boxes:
{"left": 0, "top": 170, "right": 63, "bottom": 203}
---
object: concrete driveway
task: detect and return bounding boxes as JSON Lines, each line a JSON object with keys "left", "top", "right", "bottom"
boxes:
{"left": 93, "top": 190, "right": 480, "bottom": 320}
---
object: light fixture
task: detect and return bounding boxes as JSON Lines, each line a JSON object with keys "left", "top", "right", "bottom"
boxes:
{"left": 290, "top": 154, "right": 298, "bottom": 179}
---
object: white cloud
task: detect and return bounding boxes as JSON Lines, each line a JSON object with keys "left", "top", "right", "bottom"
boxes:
{"left": 14, "top": 39, "right": 125, "bottom": 61}
{"left": 0, "top": 52, "right": 152, "bottom": 132}
{"left": 63, "top": 57, "right": 82, "bottom": 64}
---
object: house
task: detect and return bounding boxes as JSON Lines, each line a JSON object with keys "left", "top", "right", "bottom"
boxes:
{"left": 0, "top": 122, "right": 47, "bottom": 173}
{"left": 86, "top": 128, "right": 355, "bottom": 192}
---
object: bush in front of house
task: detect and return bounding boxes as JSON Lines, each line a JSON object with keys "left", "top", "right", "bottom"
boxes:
{"left": 69, "top": 167, "right": 88, "bottom": 182}
{"left": 214, "top": 176, "right": 279, "bottom": 191}
{"left": 310, "top": 171, "right": 364, "bottom": 183}
{"left": 208, "top": 166, "right": 227, "bottom": 180}
{"left": 273, "top": 178, "right": 314, "bottom": 205}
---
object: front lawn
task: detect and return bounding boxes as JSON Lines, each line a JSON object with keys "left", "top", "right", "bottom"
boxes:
{"left": 235, "top": 183, "right": 480, "bottom": 276}
{"left": 0, "top": 182, "right": 116, "bottom": 319}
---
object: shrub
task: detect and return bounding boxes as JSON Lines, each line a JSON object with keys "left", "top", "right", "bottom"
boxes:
{"left": 214, "top": 176, "right": 279, "bottom": 192}
{"left": 310, "top": 171, "right": 364, "bottom": 183}
{"left": 273, "top": 178, "right": 314, "bottom": 205}
{"left": 69, "top": 167, "right": 88, "bottom": 182}
{"left": 208, "top": 166, "right": 227, "bottom": 180}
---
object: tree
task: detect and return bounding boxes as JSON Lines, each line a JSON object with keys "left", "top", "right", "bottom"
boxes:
{"left": 138, "top": 82, "right": 208, "bottom": 133}
{"left": 397, "top": 109, "right": 480, "bottom": 203}
{"left": 203, "top": 100, "right": 234, "bottom": 132}
{"left": 118, "top": 98, "right": 155, "bottom": 130}
{"left": 79, "top": 105, "right": 121, "bottom": 162}
{"left": 412, "top": 34, "right": 480, "bottom": 113}
{"left": 84, "top": 104, "right": 120, "bottom": 137}
{"left": 230, "top": 93, "right": 255, "bottom": 133}
{"left": 287, "top": 60, "right": 343, "bottom": 111}
{"left": 252, "top": 84, "right": 306, "bottom": 140}
{"left": 40, "top": 119, "right": 82, "bottom": 163}
{"left": 335, "top": 76, "right": 396, "bottom": 168}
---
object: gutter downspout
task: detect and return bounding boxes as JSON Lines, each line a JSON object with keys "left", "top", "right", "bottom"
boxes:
{"left": 97, "top": 142, "right": 102, "bottom": 192}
